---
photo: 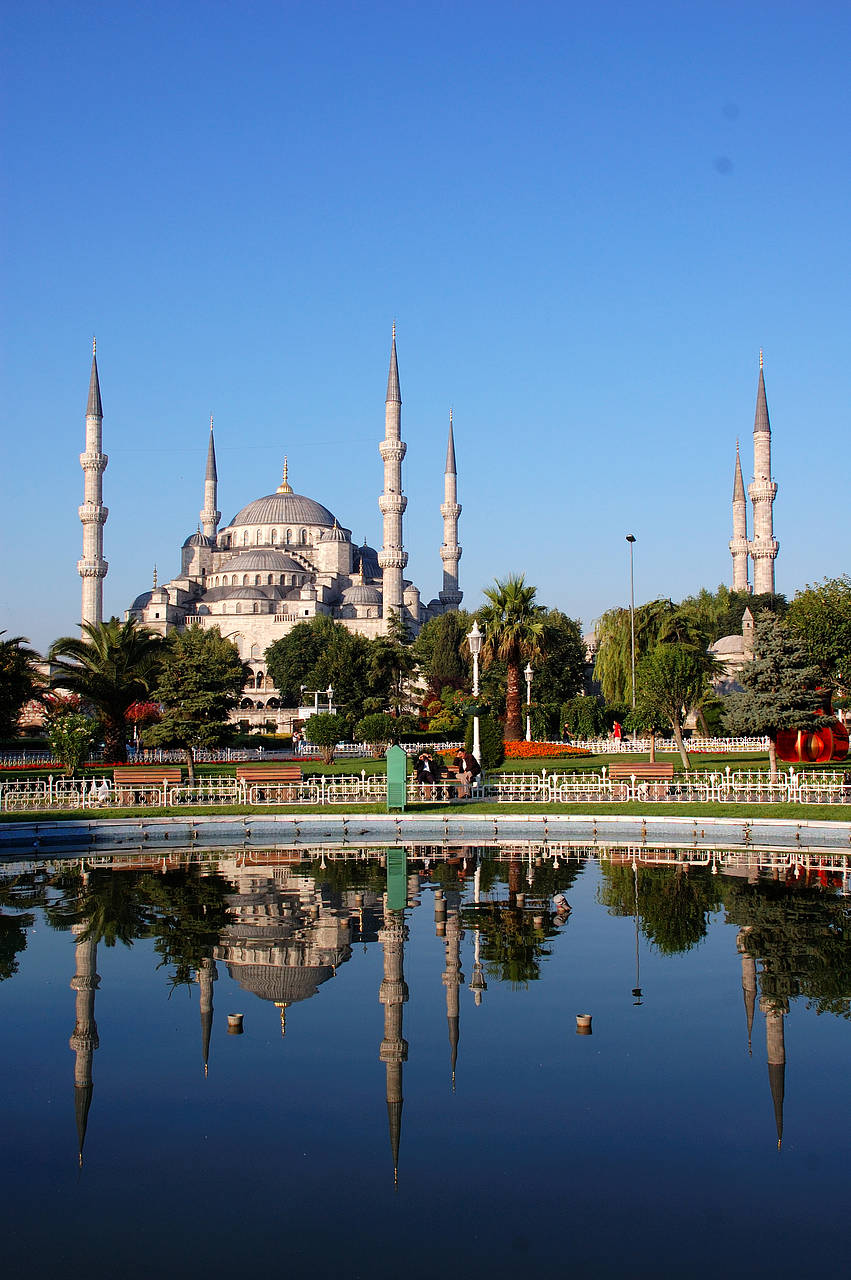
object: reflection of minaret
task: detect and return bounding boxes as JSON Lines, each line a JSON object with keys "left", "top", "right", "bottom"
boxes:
{"left": 442, "top": 894, "right": 464, "bottom": 1090}
{"left": 69, "top": 923, "right": 100, "bottom": 1166}
{"left": 197, "top": 956, "right": 217, "bottom": 1076}
{"left": 761, "top": 996, "right": 787, "bottom": 1150}
{"left": 468, "top": 861, "right": 487, "bottom": 1006}
{"left": 736, "top": 928, "right": 756, "bottom": 1055}
{"left": 378, "top": 895, "right": 408, "bottom": 1185}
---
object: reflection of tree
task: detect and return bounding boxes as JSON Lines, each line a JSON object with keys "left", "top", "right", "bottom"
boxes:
{"left": 722, "top": 880, "right": 851, "bottom": 1020}
{"left": 46, "top": 870, "right": 154, "bottom": 948}
{"left": 0, "top": 869, "right": 51, "bottom": 980}
{"left": 460, "top": 856, "right": 562, "bottom": 988}
{"left": 599, "top": 864, "right": 722, "bottom": 955}
{"left": 137, "top": 870, "right": 231, "bottom": 987}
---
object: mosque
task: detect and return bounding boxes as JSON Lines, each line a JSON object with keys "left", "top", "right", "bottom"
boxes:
{"left": 76, "top": 331, "right": 462, "bottom": 725}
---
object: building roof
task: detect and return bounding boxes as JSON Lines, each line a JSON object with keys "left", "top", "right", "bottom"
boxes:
{"left": 319, "top": 521, "right": 351, "bottom": 543}
{"left": 342, "top": 583, "right": 383, "bottom": 605}
{"left": 182, "top": 530, "right": 213, "bottom": 549}
{"left": 224, "top": 492, "right": 337, "bottom": 529}
{"left": 353, "top": 541, "right": 380, "bottom": 579}
{"left": 217, "top": 549, "right": 307, "bottom": 574}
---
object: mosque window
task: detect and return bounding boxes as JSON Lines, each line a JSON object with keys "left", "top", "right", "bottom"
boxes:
{"left": 267, "top": 575, "right": 273, "bottom": 585}
{"left": 301, "top": 529, "right": 307, "bottom": 543}
{"left": 255, "top": 575, "right": 261, "bottom": 585}
{"left": 243, "top": 575, "right": 249, "bottom": 586}
{"left": 271, "top": 529, "right": 278, "bottom": 544}
{"left": 287, "top": 529, "right": 292, "bottom": 543}
{"left": 243, "top": 531, "right": 249, "bottom": 546}
{"left": 235, "top": 604, "right": 241, "bottom": 614}
{"left": 279, "top": 575, "right": 285, "bottom": 585}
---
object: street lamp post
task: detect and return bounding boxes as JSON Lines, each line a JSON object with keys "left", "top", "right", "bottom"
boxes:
{"left": 467, "top": 620, "right": 483, "bottom": 765}
{"left": 524, "top": 662, "right": 533, "bottom": 742}
{"left": 626, "top": 535, "right": 637, "bottom": 709}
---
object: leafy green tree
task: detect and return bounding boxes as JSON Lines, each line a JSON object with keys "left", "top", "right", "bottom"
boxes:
{"left": 561, "top": 695, "right": 606, "bottom": 739}
{"left": 787, "top": 575, "right": 851, "bottom": 695}
{"left": 355, "top": 712, "right": 400, "bottom": 757}
{"left": 479, "top": 575, "right": 547, "bottom": 740}
{"left": 464, "top": 709, "right": 504, "bottom": 768}
{"left": 724, "top": 614, "right": 825, "bottom": 781}
{"left": 138, "top": 869, "right": 231, "bottom": 988}
{"left": 633, "top": 643, "right": 712, "bottom": 768}
{"left": 303, "top": 711, "right": 346, "bottom": 763}
{"left": 144, "top": 625, "right": 246, "bottom": 782}
{"left": 531, "top": 610, "right": 586, "bottom": 706}
{"left": 593, "top": 599, "right": 678, "bottom": 704}
{"left": 0, "top": 633, "right": 43, "bottom": 739}
{"left": 46, "top": 870, "right": 154, "bottom": 948}
{"left": 44, "top": 696, "right": 96, "bottom": 774}
{"left": 599, "top": 863, "right": 722, "bottom": 955}
{"left": 265, "top": 616, "right": 338, "bottom": 705}
{"left": 368, "top": 633, "right": 417, "bottom": 717}
{"left": 48, "top": 617, "right": 164, "bottom": 762}
{"left": 267, "top": 617, "right": 394, "bottom": 728}
{"left": 412, "top": 609, "right": 473, "bottom": 697}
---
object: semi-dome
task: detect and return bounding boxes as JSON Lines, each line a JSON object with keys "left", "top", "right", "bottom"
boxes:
{"left": 342, "top": 583, "right": 383, "bottom": 605}
{"left": 217, "top": 549, "right": 306, "bottom": 574}
{"left": 225, "top": 492, "right": 337, "bottom": 529}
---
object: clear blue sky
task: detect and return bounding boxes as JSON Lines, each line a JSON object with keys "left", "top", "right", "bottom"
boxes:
{"left": 2, "top": 0, "right": 849, "bottom": 653}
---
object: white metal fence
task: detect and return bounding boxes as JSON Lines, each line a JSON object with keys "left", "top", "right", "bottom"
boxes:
{"left": 2, "top": 765, "right": 848, "bottom": 814}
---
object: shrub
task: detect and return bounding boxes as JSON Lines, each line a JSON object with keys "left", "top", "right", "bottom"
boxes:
{"left": 465, "top": 711, "right": 504, "bottom": 769}
{"left": 355, "top": 712, "right": 399, "bottom": 757}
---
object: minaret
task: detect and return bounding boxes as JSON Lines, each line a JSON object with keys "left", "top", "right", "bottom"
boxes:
{"left": 69, "top": 923, "right": 100, "bottom": 1166}
{"left": 200, "top": 415, "right": 221, "bottom": 540}
{"left": 761, "top": 995, "right": 787, "bottom": 1149}
{"left": 378, "top": 325, "right": 408, "bottom": 631}
{"left": 438, "top": 409, "right": 463, "bottom": 610}
{"left": 747, "top": 351, "right": 779, "bottom": 594}
{"left": 197, "top": 956, "right": 217, "bottom": 1077}
{"left": 378, "top": 894, "right": 408, "bottom": 1185}
{"left": 729, "top": 441, "right": 750, "bottom": 592}
{"left": 442, "top": 894, "right": 464, "bottom": 1090}
{"left": 736, "top": 928, "right": 756, "bottom": 1055}
{"left": 77, "top": 338, "right": 109, "bottom": 625}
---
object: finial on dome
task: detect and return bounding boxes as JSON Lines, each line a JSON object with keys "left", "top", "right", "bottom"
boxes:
{"left": 759, "top": 348, "right": 763, "bottom": 370}
{"left": 92, "top": 335, "right": 96, "bottom": 356}
{"left": 152, "top": 565, "right": 158, "bottom": 589}
{"left": 276, "top": 456, "right": 294, "bottom": 494}
{"left": 392, "top": 319, "right": 396, "bottom": 342}
{"left": 210, "top": 413, "right": 214, "bottom": 432}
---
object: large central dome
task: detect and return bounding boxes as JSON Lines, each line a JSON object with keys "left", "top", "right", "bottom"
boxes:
{"left": 226, "top": 491, "right": 337, "bottom": 529}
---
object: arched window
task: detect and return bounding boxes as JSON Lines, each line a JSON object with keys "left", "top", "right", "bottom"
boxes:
{"left": 279, "top": 575, "right": 285, "bottom": 585}
{"left": 243, "top": 531, "right": 249, "bottom": 546}
{"left": 267, "top": 574, "right": 273, "bottom": 585}
{"left": 255, "top": 574, "right": 261, "bottom": 585}
{"left": 271, "top": 529, "right": 278, "bottom": 544}
{"left": 234, "top": 603, "right": 241, "bottom": 614}
{"left": 300, "top": 529, "right": 307, "bottom": 544}
{"left": 287, "top": 529, "right": 292, "bottom": 543}
{"left": 243, "top": 575, "right": 249, "bottom": 586}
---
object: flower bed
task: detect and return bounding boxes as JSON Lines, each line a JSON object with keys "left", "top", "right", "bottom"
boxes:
{"left": 504, "top": 741, "right": 591, "bottom": 759}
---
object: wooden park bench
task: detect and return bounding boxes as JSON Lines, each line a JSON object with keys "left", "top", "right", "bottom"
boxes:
{"left": 113, "top": 766, "right": 182, "bottom": 803}
{"left": 236, "top": 764, "right": 303, "bottom": 800}
{"left": 608, "top": 761, "right": 675, "bottom": 782}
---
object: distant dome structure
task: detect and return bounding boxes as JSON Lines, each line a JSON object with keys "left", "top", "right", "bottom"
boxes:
{"left": 125, "top": 332, "right": 464, "bottom": 733}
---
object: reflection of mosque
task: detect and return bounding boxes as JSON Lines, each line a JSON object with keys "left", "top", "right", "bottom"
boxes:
{"left": 66, "top": 847, "right": 833, "bottom": 1167}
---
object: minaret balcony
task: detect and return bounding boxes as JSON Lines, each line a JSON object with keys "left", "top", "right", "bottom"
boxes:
{"left": 747, "top": 479, "right": 777, "bottom": 501}
{"left": 77, "top": 558, "right": 108, "bottom": 577}
{"left": 440, "top": 543, "right": 462, "bottom": 562}
{"left": 748, "top": 539, "right": 779, "bottom": 558}
{"left": 379, "top": 440, "right": 407, "bottom": 463}
{"left": 440, "top": 502, "right": 461, "bottom": 519}
{"left": 378, "top": 549, "right": 408, "bottom": 570}
{"left": 78, "top": 502, "right": 108, "bottom": 524}
{"left": 379, "top": 494, "right": 408, "bottom": 515}
{"left": 79, "top": 452, "right": 108, "bottom": 473}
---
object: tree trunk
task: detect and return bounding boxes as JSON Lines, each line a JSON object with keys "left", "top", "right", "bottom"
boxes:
{"left": 670, "top": 719, "right": 691, "bottom": 770}
{"left": 105, "top": 720, "right": 127, "bottom": 764}
{"left": 505, "top": 662, "right": 522, "bottom": 741}
{"left": 185, "top": 746, "right": 196, "bottom": 786}
{"left": 767, "top": 736, "right": 778, "bottom": 784}
{"left": 649, "top": 732, "right": 656, "bottom": 763}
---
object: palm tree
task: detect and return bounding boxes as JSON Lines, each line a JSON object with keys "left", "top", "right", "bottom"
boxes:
{"left": 48, "top": 617, "right": 164, "bottom": 763}
{"left": 0, "top": 632, "right": 44, "bottom": 738}
{"left": 479, "top": 575, "right": 547, "bottom": 740}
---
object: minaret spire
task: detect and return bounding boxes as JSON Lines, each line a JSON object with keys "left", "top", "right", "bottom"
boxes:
{"left": 747, "top": 352, "right": 779, "bottom": 593}
{"left": 761, "top": 996, "right": 787, "bottom": 1149}
{"left": 378, "top": 895, "right": 408, "bottom": 1186}
{"left": 200, "top": 415, "right": 221, "bottom": 539}
{"left": 378, "top": 326, "right": 408, "bottom": 631}
{"left": 69, "top": 922, "right": 100, "bottom": 1166}
{"left": 729, "top": 440, "right": 750, "bottom": 592}
{"left": 78, "top": 338, "right": 109, "bottom": 625}
{"left": 439, "top": 408, "right": 463, "bottom": 609}
{"left": 442, "top": 893, "right": 464, "bottom": 1090}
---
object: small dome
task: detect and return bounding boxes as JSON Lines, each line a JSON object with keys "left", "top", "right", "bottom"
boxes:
{"left": 353, "top": 542, "right": 380, "bottom": 579}
{"left": 710, "top": 635, "right": 746, "bottom": 656}
{"left": 224, "top": 962, "right": 335, "bottom": 1006}
{"left": 226, "top": 586, "right": 270, "bottom": 600}
{"left": 182, "top": 531, "right": 212, "bottom": 549}
{"left": 319, "top": 521, "right": 350, "bottom": 544}
{"left": 224, "top": 492, "right": 337, "bottom": 529}
{"left": 342, "top": 584, "right": 383, "bottom": 606}
{"left": 130, "top": 591, "right": 153, "bottom": 611}
{"left": 217, "top": 549, "right": 306, "bottom": 574}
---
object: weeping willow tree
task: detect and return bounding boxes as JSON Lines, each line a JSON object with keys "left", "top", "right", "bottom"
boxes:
{"left": 593, "top": 599, "right": 678, "bottom": 704}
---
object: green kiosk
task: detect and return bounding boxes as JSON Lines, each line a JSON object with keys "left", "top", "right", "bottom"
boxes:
{"left": 386, "top": 743, "right": 407, "bottom": 813}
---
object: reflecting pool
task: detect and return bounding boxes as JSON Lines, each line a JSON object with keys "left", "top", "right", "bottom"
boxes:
{"left": 2, "top": 844, "right": 849, "bottom": 1279}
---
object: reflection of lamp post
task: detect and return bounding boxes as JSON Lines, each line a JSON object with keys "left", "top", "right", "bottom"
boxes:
{"left": 626, "top": 535, "right": 637, "bottom": 709}
{"left": 468, "top": 860, "right": 486, "bottom": 1006}
{"left": 524, "top": 662, "right": 533, "bottom": 742}
{"left": 632, "top": 857, "right": 643, "bottom": 1005}
{"left": 467, "top": 621, "right": 483, "bottom": 764}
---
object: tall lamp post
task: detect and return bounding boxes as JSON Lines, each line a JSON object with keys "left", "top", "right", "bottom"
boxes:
{"left": 524, "top": 662, "right": 533, "bottom": 742}
{"left": 467, "top": 621, "right": 483, "bottom": 764}
{"left": 626, "top": 534, "right": 637, "bottom": 709}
